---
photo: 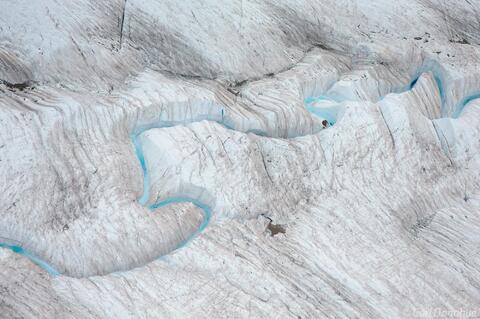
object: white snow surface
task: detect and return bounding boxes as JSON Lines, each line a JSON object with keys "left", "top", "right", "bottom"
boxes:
{"left": 1, "top": 0, "right": 480, "bottom": 318}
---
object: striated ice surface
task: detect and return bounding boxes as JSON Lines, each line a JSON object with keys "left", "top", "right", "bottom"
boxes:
{"left": 1, "top": 0, "right": 480, "bottom": 318}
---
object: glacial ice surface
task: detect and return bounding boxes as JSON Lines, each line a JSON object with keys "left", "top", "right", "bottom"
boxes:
{"left": 1, "top": 0, "right": 480, "bottom": 318}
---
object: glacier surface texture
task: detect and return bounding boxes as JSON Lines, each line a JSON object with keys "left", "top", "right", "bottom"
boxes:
{"left": 1, "top": 0, "right": 480, "bottom": 318}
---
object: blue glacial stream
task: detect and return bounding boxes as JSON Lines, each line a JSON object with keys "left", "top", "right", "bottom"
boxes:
{"left": 304, "top": 95, "right": 341, "bottom": 126}
{"left": 0, "top": 242, "right": 60, "bottom": 276}
{"left": 305, "top": 62, "right": 480, "bottom": 120}
{"left": 2, "top": 64, "right": 479, "bottom": 276}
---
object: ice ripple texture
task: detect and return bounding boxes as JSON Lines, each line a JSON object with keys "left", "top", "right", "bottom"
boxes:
{"left": 1, "top": 0, "right": 480, "bottom": 318}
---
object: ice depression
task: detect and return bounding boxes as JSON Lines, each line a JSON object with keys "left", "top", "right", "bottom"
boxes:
{"left": 1, "top": 0, "right": 480, "bottom": 318}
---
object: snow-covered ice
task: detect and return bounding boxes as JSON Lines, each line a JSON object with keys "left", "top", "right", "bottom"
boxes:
{"left": 1, "top": 0, "right": 480, "bottom": 318}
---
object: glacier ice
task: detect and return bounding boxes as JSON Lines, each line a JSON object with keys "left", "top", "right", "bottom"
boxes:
{"left": 1, "top": 0, "right": 480, "bottom": 318}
